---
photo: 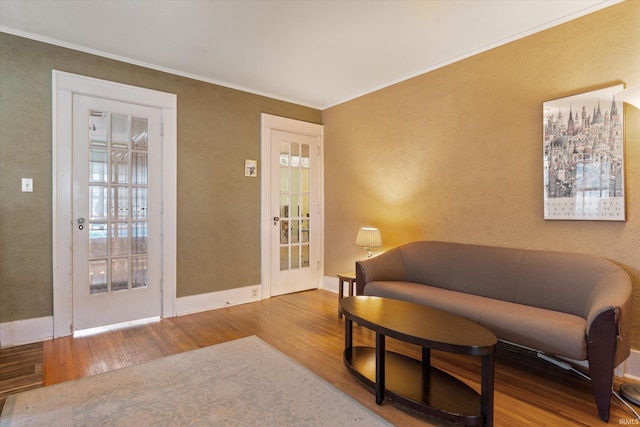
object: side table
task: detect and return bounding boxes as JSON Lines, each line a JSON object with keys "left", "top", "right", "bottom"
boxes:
{"left": 337, "top": 272, "right": 356, "bottom": 318}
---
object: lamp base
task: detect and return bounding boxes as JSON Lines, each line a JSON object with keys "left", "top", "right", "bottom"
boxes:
{"left": 621, "top": 383, "right": 640, "bottom": 406}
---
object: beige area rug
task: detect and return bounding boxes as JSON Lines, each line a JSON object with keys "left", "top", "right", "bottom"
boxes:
{"left": 0, "top": 336, "right": 391, "bottom": 427}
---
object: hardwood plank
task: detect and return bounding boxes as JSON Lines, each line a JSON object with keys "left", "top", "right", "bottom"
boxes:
{"left": 3, "top": 290, "right": 639, "bottom": 426}
{"left": 0, "top": 342, "right": 43, "bottom": 412}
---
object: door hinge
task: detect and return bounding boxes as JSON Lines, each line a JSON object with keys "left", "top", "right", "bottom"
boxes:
{"left": 317, "top": 261, "right": 320, "bottom": 270}
{"left": 160, "top": 121, "right": 164, "bottom": 136}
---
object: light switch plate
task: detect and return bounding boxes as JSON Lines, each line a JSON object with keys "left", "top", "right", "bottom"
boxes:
{"left": 21, "top": 178, "right": 33, "bottom": 192}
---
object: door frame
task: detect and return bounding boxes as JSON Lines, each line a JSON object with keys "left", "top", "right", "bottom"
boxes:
{"left": 260, "top": 114, "right": 324, "bottom": 298}
{"left": 52, "top": 71, "right": 177, "bottom": 337}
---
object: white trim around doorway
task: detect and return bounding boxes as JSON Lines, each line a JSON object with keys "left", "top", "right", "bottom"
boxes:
{"left": 51, "top": 71, "right": 177, "bottom": 338}
{"left": 260, "top": 114, "right": 325, "bottom": 299}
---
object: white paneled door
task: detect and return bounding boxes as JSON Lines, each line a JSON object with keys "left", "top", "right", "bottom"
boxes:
{"left": 71, "top": 95, "right": 162, "bottom": 330}
{"left": 269, "top": 128, "right": 321, "bottom": 296}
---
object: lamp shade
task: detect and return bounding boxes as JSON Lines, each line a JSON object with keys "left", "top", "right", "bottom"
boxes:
{"left": 355, "top": 227, "right": 382, "bottom": 248}
{"left": 617, "top": 86, "right": 640, "bottom": 109}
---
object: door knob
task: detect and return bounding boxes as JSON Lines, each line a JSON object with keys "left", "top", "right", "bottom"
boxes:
{"left": 273, "top": 216, "right": 280, "bottom": 225}
{"left": 77, "top": 217, "right": 85, "bottom": 230}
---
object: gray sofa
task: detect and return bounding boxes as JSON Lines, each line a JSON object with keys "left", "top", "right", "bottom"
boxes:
{"left": 355, "top": 240, "right": 632, "bottom": 422}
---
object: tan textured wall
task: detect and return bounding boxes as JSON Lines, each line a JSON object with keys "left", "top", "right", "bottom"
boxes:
{"left": 0, "top": 33, "right": 321, "bottom": 322}
{"left": 323, "top": 2, "right": 640, "bottom": 347}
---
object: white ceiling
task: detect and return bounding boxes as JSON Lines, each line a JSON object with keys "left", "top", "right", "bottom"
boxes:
{"left": 0, "top": 0, "right": 620, "bottom": 109}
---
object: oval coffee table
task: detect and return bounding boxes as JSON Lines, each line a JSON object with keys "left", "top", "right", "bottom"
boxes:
{"left": 340, "top": 296, "right": 497, "bottom": 426}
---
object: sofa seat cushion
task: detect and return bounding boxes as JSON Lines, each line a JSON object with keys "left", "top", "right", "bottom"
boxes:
{"left": 364, "top": 281, "right": 587, "bottom": 360}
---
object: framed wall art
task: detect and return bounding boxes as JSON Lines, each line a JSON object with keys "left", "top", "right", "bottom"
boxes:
{"left": 245, "top": 159, "right": 257, "bottom": 177}
{"left": 543, "top": 84, "right": 625, "bottom": 221}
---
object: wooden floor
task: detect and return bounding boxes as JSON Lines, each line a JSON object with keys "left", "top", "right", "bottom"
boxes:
{"left": 2, "top": 289, "right": 639, "bottom": 425}
{"left": 0, "top": 342, "right": 43, "bottom": 412}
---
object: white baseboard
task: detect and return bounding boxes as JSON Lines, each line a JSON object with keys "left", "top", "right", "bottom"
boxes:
{"left": 622, "top": 349, "right": 640, "bottom": 381}
{"left": 322, "top": 274, "right": 356, "bottom": 297}
{"left": 0, "top": 285, "right": 263, "bottom": 347}
{"left": 0, "top": 285, "right": 264, "bottom": 347}
{"left": 0, "top": 316, "right": 53, "bottom": 347}
{"left": 176, "top": 285, "right": 263, "bottom": 316}
{"left": 321, "top": 275, "right": 339, "bottom": 294}
{"left": 178, "top": 276, "right": 345, "bottom": 316}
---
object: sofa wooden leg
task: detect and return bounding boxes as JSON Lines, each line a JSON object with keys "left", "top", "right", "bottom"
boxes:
{"left": 587, "top": 309, "right": 618, "bottom": 422}
{"left": 590, "top": 363, "right": 613, "bottom": 422}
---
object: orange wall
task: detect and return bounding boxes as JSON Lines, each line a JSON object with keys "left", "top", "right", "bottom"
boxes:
{"left": 323, "top": 1, "right": 640, "bottom": 347}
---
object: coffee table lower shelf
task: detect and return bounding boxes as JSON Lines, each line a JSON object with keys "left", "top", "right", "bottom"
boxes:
{"left": 344, "top": 346, "right": 484, "bottom": 426}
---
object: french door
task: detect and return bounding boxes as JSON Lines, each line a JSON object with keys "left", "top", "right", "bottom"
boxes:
{"left": 261, "top": 114, "right": 324, "bottom": 297}
{"left": 71, "top": 94, "right": 162, "bottom": 330}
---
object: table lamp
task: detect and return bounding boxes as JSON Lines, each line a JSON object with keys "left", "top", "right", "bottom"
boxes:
{"left": 355, "top": 227, "right": 382, "bottom": 258}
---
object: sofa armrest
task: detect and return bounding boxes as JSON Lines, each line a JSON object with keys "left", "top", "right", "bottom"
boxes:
{"left": 355, "top": 247, "right": 405, "bottom": 295}
{"left": 584, "top": 270, "right": 632, "bottom": 332}
{"left": 584, "top": 270, "right": 632, "bottom": 364}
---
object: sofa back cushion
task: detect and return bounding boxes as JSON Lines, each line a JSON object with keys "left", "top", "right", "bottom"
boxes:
{"left": 399, "top": 241, "right": 622, "bottom": 317}
{"left": 514, "top": 250, "right": 622, "bottom": 316}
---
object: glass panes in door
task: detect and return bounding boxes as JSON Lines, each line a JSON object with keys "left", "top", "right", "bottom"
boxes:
{"left": 279, "top": 140, "right": 311, "bottom": 271}
{"left": 88, "top": 111, "right": 149, "bottom": 294}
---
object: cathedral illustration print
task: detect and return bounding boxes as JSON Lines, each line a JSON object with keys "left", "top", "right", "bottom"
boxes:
{"left": 543, "top": 85, "right": 625, "bottom": 220}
